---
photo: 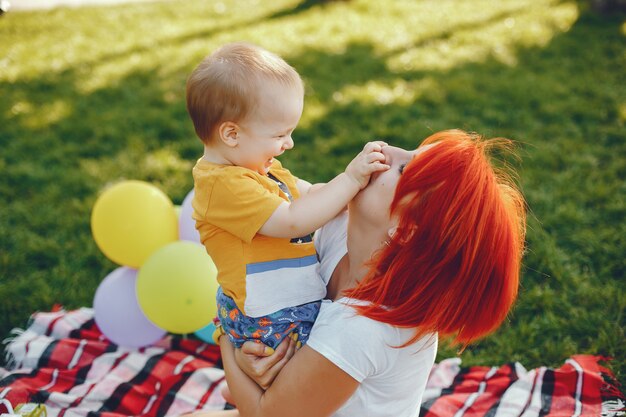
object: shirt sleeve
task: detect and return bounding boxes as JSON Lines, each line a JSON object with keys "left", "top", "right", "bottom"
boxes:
{"left": 307, "top": 301, "right": 392, "bottom": 383}
{"left": 314, "top": 212, "right": 348, "bottom": 285}
{"left": 205, "top": 172, "right": 285, "bottom": 243}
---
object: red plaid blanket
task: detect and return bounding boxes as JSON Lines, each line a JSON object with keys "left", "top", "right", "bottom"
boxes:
{"left": 1, "top": 309, "right": 624, "bottom": 417}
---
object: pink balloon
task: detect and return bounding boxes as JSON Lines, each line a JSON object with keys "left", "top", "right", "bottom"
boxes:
{"left": 179, "top": 189, "right": 201, "bottom": 244}
{"left": 94, "top": 267, "right": 166, "bottom": 348}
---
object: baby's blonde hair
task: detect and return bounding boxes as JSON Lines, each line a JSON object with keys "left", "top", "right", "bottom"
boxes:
{"left": 186, "top": 42, "right": 303, "bottom": 144}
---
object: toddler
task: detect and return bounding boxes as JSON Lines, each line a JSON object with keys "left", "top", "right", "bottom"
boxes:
{"left": 186, "top": 42, "right": 388, "bottom": 350}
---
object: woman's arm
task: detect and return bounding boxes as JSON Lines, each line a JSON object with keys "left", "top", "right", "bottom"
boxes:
{"left": 221, "top": 336, "right": 359, "bottom": 417}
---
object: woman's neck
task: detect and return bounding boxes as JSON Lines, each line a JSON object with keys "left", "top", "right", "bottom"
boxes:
{"left": 335, "top": 213, "right": 388, "bottom": 296}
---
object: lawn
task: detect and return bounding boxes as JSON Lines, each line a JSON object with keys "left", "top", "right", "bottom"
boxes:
{"left": 1, "top": 0, "right": 624, "bottom": 386}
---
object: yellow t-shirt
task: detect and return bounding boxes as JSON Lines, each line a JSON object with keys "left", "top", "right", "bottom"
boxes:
{"left": 192, "top": 158, "right": 325, "bottom": 317}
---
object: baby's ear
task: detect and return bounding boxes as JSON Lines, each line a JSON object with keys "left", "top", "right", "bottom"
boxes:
{"left": 217, "top": 121, "right": 239, "bottom": 147}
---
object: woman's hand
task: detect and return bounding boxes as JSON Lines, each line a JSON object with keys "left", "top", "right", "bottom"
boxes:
{"left": 233, "top": 334, "right": 298, "bottom": 390}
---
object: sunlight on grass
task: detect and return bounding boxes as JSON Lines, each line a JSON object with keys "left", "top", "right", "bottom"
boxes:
{"left": 81, "top": 142, "right": 192, "bottom": 192}
{"left": 76, "top": 54, "right": 155, "bottom": 93}
{"left": 143, "top": 148, "right": 191, "bottom": 175}
{"left": 8, "top": 101, "right": 34, "bottom": 117}
{"left": 2, "top": 0, "right": 579, "bottom": 93}
{"left": 205, "top": 0, "right": 581, "bottom": 74}
{"left": 22, "top": 100, "right": 72, "bottom": 129}
{"left": 1, "top": 0, "right": 291, "bottom": 86}
{"left": 333, "top": 78, "right": 438, "bottom": 106}
{"left": 300, "top": 78, "right": 439, "bottom": 128}
{"left": 299, "top": 98, "right": 328, "bottom": 129}
{"left": 387, "top": 2, "right": 579, "bottom": 71}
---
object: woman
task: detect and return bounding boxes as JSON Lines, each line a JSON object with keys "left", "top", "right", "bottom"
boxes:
{"left": 196, "top": 129, "right": 526, "bottom": 417}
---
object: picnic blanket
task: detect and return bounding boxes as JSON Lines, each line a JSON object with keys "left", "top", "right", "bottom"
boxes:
{"left": 1, "top": 309, "right": 624, "bottom": 417}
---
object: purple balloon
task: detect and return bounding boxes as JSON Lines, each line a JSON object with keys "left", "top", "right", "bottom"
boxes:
{"left": 179, "top": 189, "right": 201, "bottom": 244}
{"left": 94, "top": 267, "right": 166, "bottom": 348}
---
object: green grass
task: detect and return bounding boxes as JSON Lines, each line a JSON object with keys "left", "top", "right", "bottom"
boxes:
{"left": 1, "top": 0, "right": 624, "bottom": 387}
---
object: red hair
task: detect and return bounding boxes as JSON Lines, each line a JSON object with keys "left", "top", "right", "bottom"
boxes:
{"left": 344, "top": 130, "right": 526, "bottom": 347}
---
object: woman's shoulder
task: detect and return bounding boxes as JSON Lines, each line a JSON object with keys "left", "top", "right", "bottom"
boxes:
{"left": 312, "top": 299, "right": 384, "bottom": 338}
{"left": 308, "top": 298, "right": 437, "bottom": 383}
{"left": 314, "top": 298, "right": 435, "bottom": 348}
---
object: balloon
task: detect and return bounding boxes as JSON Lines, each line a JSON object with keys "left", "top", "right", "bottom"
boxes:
{"left": 91, "top": 180, "right": 178, "bottom": 268}
{"left": 194, "top": 322, "right": 218, "bottom": 345}
{"left": 178, "top": 189, "right": 201, "bottom": 244}
{"left": 137, "top": 241, "right": 218, "bottom": 334}
{"left": 93, "top": 267, "right": 166, "bottom": 348}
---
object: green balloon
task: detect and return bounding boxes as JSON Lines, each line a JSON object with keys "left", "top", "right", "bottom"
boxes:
{"left": 137, "top": 241, "right": 218, "bottom": 334}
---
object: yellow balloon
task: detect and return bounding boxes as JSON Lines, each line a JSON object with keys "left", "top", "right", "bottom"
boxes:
{"left": 136, "top": 241, "right": 218, "bottom": 334}
{"left": 91, "top": 180, "right": 178, "bottom": 268}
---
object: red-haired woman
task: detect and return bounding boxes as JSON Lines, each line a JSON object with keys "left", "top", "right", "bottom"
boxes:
{"left": 191, "top": 129, "right": 526, "bottom": 417}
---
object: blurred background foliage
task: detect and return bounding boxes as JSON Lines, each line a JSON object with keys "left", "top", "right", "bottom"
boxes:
{"left": 0, "top": 0, "right": 624, "bottom": 385}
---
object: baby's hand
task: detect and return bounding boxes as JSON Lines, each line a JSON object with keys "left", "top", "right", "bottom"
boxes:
{"left": 345, "top": 141, "right": 390, "bottom": 189}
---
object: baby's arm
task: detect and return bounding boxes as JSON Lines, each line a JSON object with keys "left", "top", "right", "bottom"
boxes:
{"left": 295, "top": 179, "right": 324, "bottom": 197}
{"left": 259, "top": 141, "right": 388, "bottom": 239}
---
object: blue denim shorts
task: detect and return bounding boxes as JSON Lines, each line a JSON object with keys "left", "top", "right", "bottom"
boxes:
{"left": 216, "top": 287, "right": 321, "bottom": 349}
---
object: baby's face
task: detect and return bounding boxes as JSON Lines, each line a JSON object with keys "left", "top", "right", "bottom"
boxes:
{"left": 234, "top": 82, "right": 304, "bottom": 175}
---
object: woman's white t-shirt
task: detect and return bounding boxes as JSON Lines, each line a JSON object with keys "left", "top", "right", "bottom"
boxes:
{"left": 309, "top": 212, "right": 438, "bottom": 417}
